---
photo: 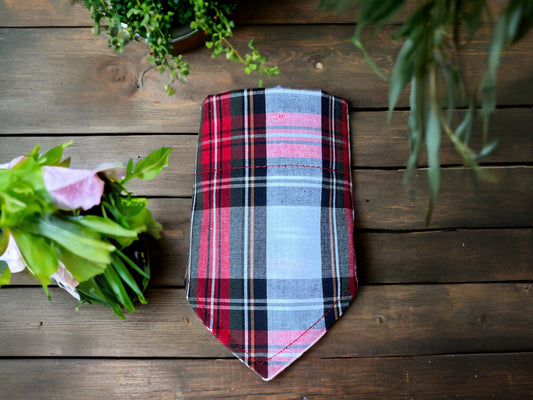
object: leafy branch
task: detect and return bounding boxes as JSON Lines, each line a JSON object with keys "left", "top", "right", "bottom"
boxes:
{"left": 81, "top": 0, "right": 278, "bottom": 95}
{"left": 318, "top": 0, "right": 533, "bottom": 224}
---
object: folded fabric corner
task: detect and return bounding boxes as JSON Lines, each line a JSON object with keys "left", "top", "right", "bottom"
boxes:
{"left": 186, "top": 87, "right": 358, "bottom": 380}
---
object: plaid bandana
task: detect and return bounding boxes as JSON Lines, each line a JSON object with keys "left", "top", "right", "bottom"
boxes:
{"left": 186, "top": 87, "right": 358, "bottom": 380}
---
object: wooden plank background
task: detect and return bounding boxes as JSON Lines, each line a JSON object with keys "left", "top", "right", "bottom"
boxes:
{"left": 0, "top": 0, "right": 532, "bottom": 398}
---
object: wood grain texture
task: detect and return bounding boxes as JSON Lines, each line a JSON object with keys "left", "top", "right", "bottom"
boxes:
{"left": 2, "top": 143, "right": 530, "bottom": 229}
{"left": 355, "top": 228, "right": 533, "bottom": 284}
{"left": 1, "top": 353, "right": 532, "bottom": 399}
{"left": 1, "top": 26, "right": 532, "bottom": 133}
{"left": 1, "top": 0, "right": 532, "bottom": 398}
{"left": 1, "top": 284, "right": 532, "bottom": 358}
{"left": 8, "top": 199, "right": 533, "bottom": 286}
{"left": 351, "top": 108, "right": 533, "bottom": 167}
{"left": 354, "top": 166, "right": 533, "bottom": 229}
{"left": 0, "top": 0, "right": 509, "bottom": 26}
{"left": 1, "top": 106, "right": 532, "bottom": 164}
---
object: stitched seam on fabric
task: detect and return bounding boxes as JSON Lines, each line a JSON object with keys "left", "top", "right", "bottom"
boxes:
{"left": 195, "top": 164, "right": 346, "bottom": 176}
{"left": 186, "top": 279, "right": 353, "bottom": 366}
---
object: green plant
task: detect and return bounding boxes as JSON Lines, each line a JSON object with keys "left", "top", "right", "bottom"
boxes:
{"left": 0, "top": 142, "right": 172, "bottom": 318}
{"left": 318, "top": 0, "right": 533, "bottom": 224}
{"left": 81, "top": 0, "right": 279, "bottom": 94}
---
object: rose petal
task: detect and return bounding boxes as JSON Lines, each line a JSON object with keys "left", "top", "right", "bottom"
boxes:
{"left": 0, "top": 234, "right": 28, "bottom": 273}
{"left": 43, "top": 166, "right": 105, "bottom": 211}
{"left": 50, "top": 262, "right": 80, "bottom": 300}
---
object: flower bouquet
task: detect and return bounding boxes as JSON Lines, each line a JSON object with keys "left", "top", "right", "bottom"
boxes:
{"left": 0, "top": 142, "right": 172, "bottom": 318}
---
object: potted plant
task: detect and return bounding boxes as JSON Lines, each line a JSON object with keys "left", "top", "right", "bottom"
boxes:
{"left": 81, "top": 0, "right": 279, "bottom": 94}
{"left": 0, "top": 142, "right": 172, "bottom": 319}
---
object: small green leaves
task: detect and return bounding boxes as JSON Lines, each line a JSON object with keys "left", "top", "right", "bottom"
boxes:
{"left": 81, "top": 0, "right": 277, "bottom": 95}
{"left": 72, "top": 215, "right": 138, "bottom": 239}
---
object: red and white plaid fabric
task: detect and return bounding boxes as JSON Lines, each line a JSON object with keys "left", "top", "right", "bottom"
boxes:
{"left": 186, "top": 88, "right": 358, "bottom": 380}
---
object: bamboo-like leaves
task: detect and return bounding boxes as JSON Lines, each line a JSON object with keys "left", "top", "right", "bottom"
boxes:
{"left": 319, "top": 0, "right": 533, "bottom": 224}
{"left": 388, "top": 38, "right": 417, "bottom": 118}
{"left": 481, "top": 0, "right": 533, "bottom": 140}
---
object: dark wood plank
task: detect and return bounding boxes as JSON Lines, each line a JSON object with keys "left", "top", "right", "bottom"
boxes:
{"left": 355, "top": 166, "right": 533, "bottom": 229}
{"left": 1, "top": 106, "right": 532, "bottom": 165}
{"left": 0, "top": 0, "right": 508, "bottom": 26}
{"left": 0, "top": 0, "right": 92, "bottom": 27}
{"left": 0, "top": 135, "right": 197, "bottom": 197}
{"left": 1, "top": 354, "right": 533, "bottom": 399}
{"left": 1, "top": 26, "right": 532, "bottom": 133}
{"left": 7, "top": 196, "right": 533, "bottom": 285}
{"left": 356, "top": 228, "right": 533, "bottom": 284}
{"left": 1, "top": 284, "right": 532, "bottom": 358}
{"left": 352, "top": 108, "right": 533, "bottom": 167}
{"left": 1, "top": 141, "right": 532, "bottom": 229}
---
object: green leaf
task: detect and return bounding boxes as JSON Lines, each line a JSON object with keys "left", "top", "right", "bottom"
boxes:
{"left": 23, "top": 214, "right": 115, "bottom": 265}
{"left": 434, "top": 48, "right": 457, "bottom": 127}
{"left": 389, "top": 38, "right": 416, "bottom": 118}
{"left": 103, "top": 264, "right": 135, "bottom": 313}
{"left": 404, "top": 76, "right": 423, "bottom": 183}
{"left": 122, "top": 147, "right": 172, "bottom": 184}
{"left": 462, "top": 0, "right": 486, "bottom": 40}
{"left": 57, "top": 246, "right": 108, "bottom": 283}
{"left": 455, "top": 105, "right": 474, "bottom": 144}
{"left": 70, "top": 215, "right": 138, "bottom": 239}
{"left": 351, "top": 37, "right": 387, "bottom": 80}
{"left": 479, "top": 139, "right": 499, "bottom": 158}
{"left": 116, "top": 247, "right": 150, "bottom": 279}
{"left": 0, "top": 228, "right": 8, "bottom": 255}
{"left": 76, "top": 278, "right": 109, "bottom": 306}
{"left": 26, "top": 144, "right": 41, "bottom": 160}
{"left": 0, "top": 261, "right": 11, "bottom": 287}
{"left": 37, "top": 142, "right": 72, "bottom": 166}
{"left": 508, "top": 1, "right": 533, "bottom": 44}
{"left": 77, "top": 277, "right": 126, "bottom": 319}
{"left": 10, "top": 228, "right": 57, "bottom": 293}
{"left": 126, "top": 159, "right": 134, "bottom": 179}
{"left": 111, "top": 254, "right": 146, "bottom": 304}
{"left": 425, "top": 110, "right": 441, "bottom": 226}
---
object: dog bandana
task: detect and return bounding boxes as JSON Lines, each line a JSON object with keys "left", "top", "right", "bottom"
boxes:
{"left": 186, "top": 87, "right": 358, "bottom": 380}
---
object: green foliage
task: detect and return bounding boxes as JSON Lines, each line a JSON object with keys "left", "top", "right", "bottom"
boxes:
{"left": 318, "top": 0, "right": 533, "bottom": 224}
{"left": 0, "top": 261, "right": 10, "bottom": 288}
{"left": 0, "top": 143, "right": 172, "bottom": 318}
{"left": 80, "top": 0, "right": 278, "bottom": 94}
